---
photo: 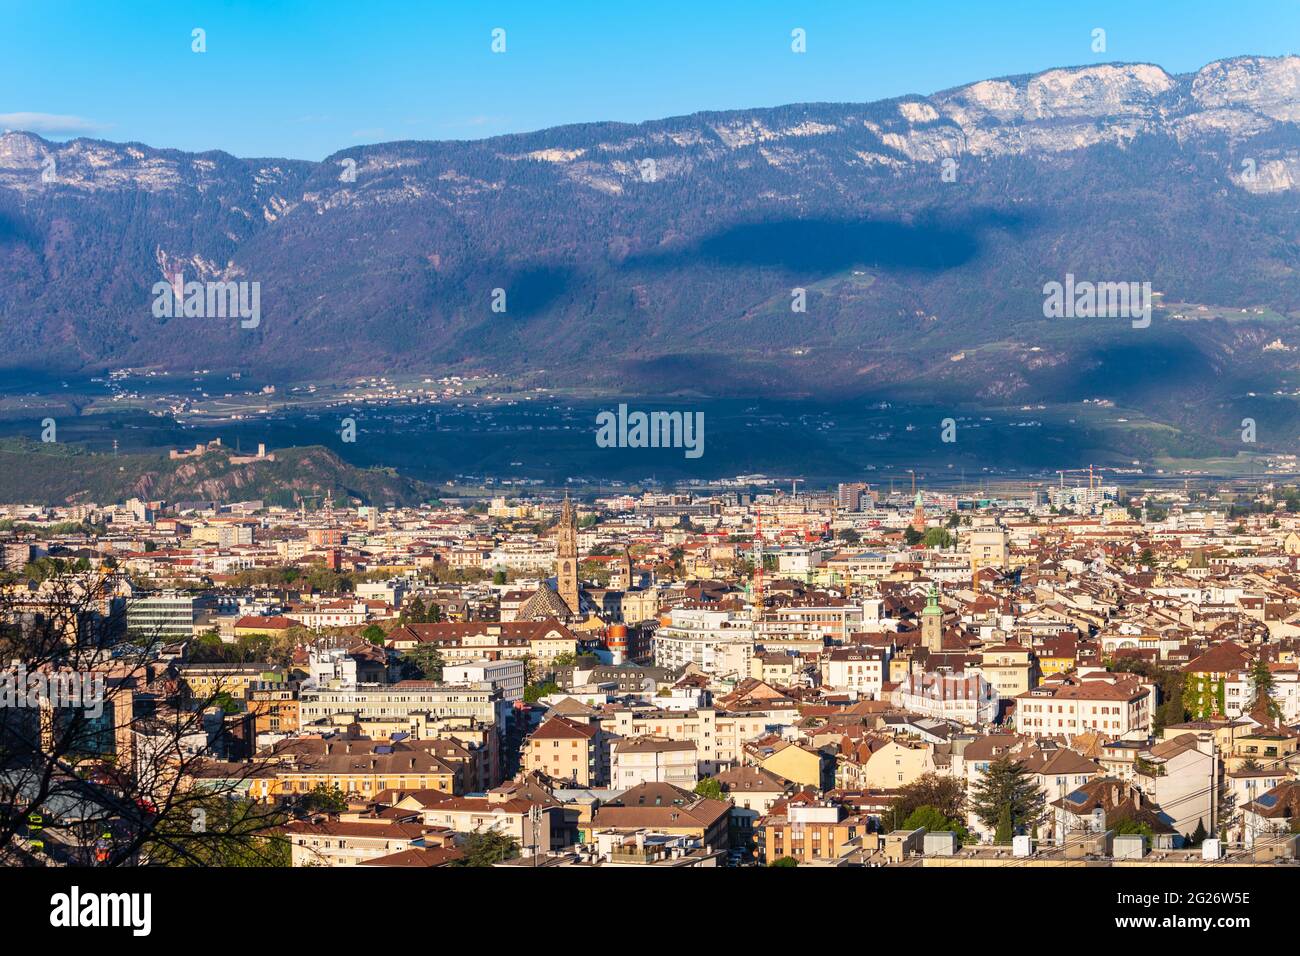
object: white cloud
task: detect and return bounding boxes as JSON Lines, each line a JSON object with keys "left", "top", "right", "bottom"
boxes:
{"left": 0, "top": 112, "right": 109, "bottom": 136}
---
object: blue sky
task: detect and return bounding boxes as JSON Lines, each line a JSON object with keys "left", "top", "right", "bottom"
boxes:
{"left": 2, "top": 0, "right": 1297, "bottom": 160}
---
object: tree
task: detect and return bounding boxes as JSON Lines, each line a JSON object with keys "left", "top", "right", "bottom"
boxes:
{"left": 210, "top": 691, "right": 241, "bottom": 715}
{"left": 694, "top": 777, "right": 724, "bottom": 801}
{"left": 360, "top": 623, "right": 387, "bottom": 646}
{"left": 1111, "top": 817, "right": 1154, "bottom": 839}
{"left": 1112, "top": 657, "right": 1186, "bottom": 732}
{"left": 458, "top": 830, "right": 520, "bottom": 866}
{"left": 552, "top": 651, "right": 576, "bottom": 668}
{"left": 1250, "top": 659, "right": 1282, "bottom": 721}
{"left": 994, "top": 804, "right": 1014, "bottom": 845}
{"left": 902, "top": 805, "right": 968, "bottom": 844}
{"left": 903, "top": 527, "right": 924, "bottom": 547}
{"left": 968, "top": 754, "right": 1046, "bottom": 842}
{"left": 768, "top": 856, "right": 798, "bottom": 867}
{"left": 148, "top": 794, "right": 290, "bottom": 867}
{"left": 886, "top": 773, "right": 965, "bottom": 830}
{"left": 921, "top": 527, "right": 953, "bottom": 549}
{"left": 403, "top": 596, "right": 427, "bottom": 624}
{"left": 492, "top": 570, "right": 508, "bottom": 586}
{"left": 0, "top": 567, "right": 285, "bottom": 866}
{"left": 523, "top": 681, "right": 560, "bottom": 704}
{"left": 400, "top": 645, "right": 444, "bottom": 681}
{"left": 519, "top": 654, "right": 539, "bottom": 683}
{"left": 300, "top": 783, "right": 348, "bottom": 815}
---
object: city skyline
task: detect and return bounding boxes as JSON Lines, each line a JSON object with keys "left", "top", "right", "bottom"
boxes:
{"left": 0, "top": 0, "right": 1292, "bottom": 936}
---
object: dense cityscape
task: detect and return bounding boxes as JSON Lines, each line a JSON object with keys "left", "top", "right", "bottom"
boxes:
{"left": 6, "top": 0, "right": 1295, "bottom": 939}
{"left": 4, "top": 464, "right": 1299, "bottom": 876}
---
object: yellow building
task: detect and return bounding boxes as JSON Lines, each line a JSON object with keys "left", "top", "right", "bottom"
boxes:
{"left": 837, "top": 737, "right": 936, "bottom": 790}
{"left": 179, "top": 663, "right": 281, "bottom": 702}
{"left": 232, "top": 615, "right": 297, "bottom": 640}
{"left": 524, "top": 715, "right": 605, "bottom": 786}
{"left": 978, "top": 643, "right": 1039, "bottom": 698}
{"left": 752, "top": 740, "right": 826, "bottom": 790}
{"left": 763, "top": 797, "right": 873, "bottom": 865}
{"left": 249, "top": 739, "right": 465, "bottom": 802}
{"left": 246, "top": 680, "right": 300, "bottom": 735}
{"left": 749, "top": 652, "right": 797, "bottom": 686}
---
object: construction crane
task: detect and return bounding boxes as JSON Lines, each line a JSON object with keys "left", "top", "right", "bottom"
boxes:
{"left": 1056, "top": 465, "right": 1097, "bottom": 490}
{"left": 296, "top": 493, "right": 322, "bottom": 521}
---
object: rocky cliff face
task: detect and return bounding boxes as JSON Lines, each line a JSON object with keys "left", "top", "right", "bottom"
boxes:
{"left": 3, "top": 55, "right": 1300, "bottom": 410}
{"left": 6, "top": 57, "right": 1298, "bottom": 196}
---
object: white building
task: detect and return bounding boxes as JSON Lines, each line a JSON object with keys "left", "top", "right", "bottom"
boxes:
{"left": 1015, "top": 676, "right": 1153, "bottom": 741}
{"left": 126, "top": 591, "right": 198, "bottom": 641}
{"left": 893, "top": 672, "right": 998, "bottom": 725}
{"left": 653, "top": 609, "right": 755, "bottom": 679}
{"left": 610, "top": 736, "right": 699, "bottom": 790}
{"left": 821, "top": 647, "right": 888, "bottom": 699}
{"left": 443, "top": 658, "right": 526, "bottom": 706}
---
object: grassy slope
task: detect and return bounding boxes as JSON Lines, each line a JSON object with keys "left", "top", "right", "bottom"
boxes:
{"left": 0, "top": 439, "right": 434, "bottom": 506}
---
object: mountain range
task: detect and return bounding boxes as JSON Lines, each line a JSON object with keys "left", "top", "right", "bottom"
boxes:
{"left": 6, "top": 55, "right": 1300, "bottom": 452}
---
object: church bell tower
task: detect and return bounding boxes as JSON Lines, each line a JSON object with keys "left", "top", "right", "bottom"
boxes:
{"left": 556, "top": 495, "right": 580, "bottom": 615}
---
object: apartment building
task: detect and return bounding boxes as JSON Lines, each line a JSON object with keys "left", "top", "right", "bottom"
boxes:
{"left": 892, "top": 672, "right": 999, "bottom": 725}
{"left": 609, "top": 706, "right": 782, "bottom": 776}
{"left": 761, "top": 797, "right": 872, "bottom": 865}
{"left": 652, "top": 608, "right": 755, "bottom": 678}
{"left": 442, "top": 658, "right": 526, "bottom": 706}
{"left": 388, "top": 619, "right": 581, "bottom": 668}
{"left": 1015, "top": 675, "right": 1153, "bottom": 741}
{"left": 524, "top": 715, "right": 608, "bottom": 787}
{"left": 126, "top": 591, "right": 199, "bottom": 641}
{"left": 610, "top": 736, "right": 698, "bottom": 790}
{"left": 822, "top": 647, "right": 888, "bottom": 698}
{"left": 282, "top": 816, "right": 429, "bottom": 867}
{"left": 298, "top": 681, "right": 501, "bottom": 728}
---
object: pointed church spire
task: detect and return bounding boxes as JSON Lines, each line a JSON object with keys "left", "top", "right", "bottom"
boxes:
{"left": 555, "top": 492, "right": 580, "bottom": 617}
{"left": 923, "top": 583, "right": 941, "bottom": 613}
